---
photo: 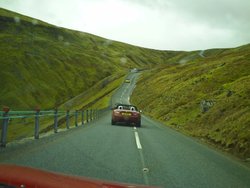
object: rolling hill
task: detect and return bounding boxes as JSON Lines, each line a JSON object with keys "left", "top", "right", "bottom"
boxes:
{"left": 0, "top": 8, "right": 180, "bottom": 110}
{"left": 131, "top": 44, "right": 250, "bottom": 159}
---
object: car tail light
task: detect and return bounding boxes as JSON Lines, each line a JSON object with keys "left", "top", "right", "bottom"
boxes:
{"left": 132, "top": 112, "right": 139, "bottom": 116}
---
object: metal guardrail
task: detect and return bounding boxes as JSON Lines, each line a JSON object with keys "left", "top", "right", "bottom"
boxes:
{"left": 0, "top": 107, "right": 100, "bottom": 147}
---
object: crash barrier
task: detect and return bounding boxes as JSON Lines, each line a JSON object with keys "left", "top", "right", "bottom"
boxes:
{"left": 0, "top": 107, "right": 99, "bottom": 147}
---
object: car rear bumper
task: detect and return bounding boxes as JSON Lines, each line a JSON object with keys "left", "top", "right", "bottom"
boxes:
{"left": 112, "top": 116, "right": 140, "bottom": 124}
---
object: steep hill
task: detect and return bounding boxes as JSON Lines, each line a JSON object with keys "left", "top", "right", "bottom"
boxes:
{"left": 0, "top": 8, "right": 180, "bottom": 110}
{"left": 131, "top": 44, "right": 250, "bottom": 159}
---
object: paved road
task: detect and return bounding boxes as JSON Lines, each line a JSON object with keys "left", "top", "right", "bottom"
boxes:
{"left": 1, "top": 72, "right": 250, "bottom": 187}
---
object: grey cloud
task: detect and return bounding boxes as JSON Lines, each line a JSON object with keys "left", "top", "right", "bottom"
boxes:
{"left": 125, "top": 0, "right": 171, "bottom": 10}
{"left": 172, "top": 0, "right": 250, "bottom": 43}
{"left": 173, "top": 0, "right": 250, "bottom": 27}
{"left": 1, "top": 0, "right": 249, "bottom": 50}
{"left": 125, "top": 0, "right": 250, "bottom": 46}
{"left": 125, "top": 0, "right": 250, "bottom": 28}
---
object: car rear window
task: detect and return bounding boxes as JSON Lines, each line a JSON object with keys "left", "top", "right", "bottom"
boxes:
{"left": 116, "top": 105, "right": 138, "bottom": 111}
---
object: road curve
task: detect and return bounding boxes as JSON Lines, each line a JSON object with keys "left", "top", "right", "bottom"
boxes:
{"left": 0, "top": 72, "right": 250, "bottom": 188}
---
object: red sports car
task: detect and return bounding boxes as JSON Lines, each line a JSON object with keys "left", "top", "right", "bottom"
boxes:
{"left": 112, "top": 104, "right": 141, "bottom": 127}
{"left": 0, "top": 164, "right": 158, "bottom": 188}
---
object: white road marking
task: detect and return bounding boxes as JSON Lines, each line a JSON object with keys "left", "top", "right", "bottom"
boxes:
{"left": 135, "top": 131, "right": 142, "bottom": 149}
{"left": 133, "top": 128, "right": 149, "bottom": 185}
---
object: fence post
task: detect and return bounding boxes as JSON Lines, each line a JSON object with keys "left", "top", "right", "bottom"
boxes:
{"left": 66, "top": 110, "right": 70, "bottom": 129}
{"left": 81, "top": 110, "right": 84, "bottom": 126}
{"left": 54, "top": 108, "right": 58, "bottom": 133}
{"left": 86, "top": 110, "right": 89, "bottom": 123}
{"left": 34, "top": 108, "right": 40, "bottom": 139}
{"left": 1, "top": 107, "right": 10, "bottom": 147}
{"left": 75, "top": 110, "right": 78, "bottom": 127}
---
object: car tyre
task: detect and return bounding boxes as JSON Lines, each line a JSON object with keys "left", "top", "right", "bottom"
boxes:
{"left": 111, "top": 120, "right": 115, "bottom": 125}
{"left": 136, "top": 121, "right": 141, "bottom": 127}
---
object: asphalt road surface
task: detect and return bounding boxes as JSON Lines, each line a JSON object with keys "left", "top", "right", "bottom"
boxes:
{"left": 0, "top": 72, "right": 250, "bottom": 188}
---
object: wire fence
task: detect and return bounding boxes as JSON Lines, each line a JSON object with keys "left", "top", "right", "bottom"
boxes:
{"left": 0, "top": 108, "right": 100, "bottom": 147}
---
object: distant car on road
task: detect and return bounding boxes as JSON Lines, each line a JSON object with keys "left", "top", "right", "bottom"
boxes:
{"left": 131, "top": 68, "right": 138, "bottom": 73}
{"left": 125, "top": 79, "right": 130, "bottom": 83}
{"left": 112, "top": 104, "right": 141, "bottom": 127}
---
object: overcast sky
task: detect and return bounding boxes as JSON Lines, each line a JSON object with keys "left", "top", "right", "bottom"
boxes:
{"left": 0, "top": 0, "right": 250, "bottom": 50}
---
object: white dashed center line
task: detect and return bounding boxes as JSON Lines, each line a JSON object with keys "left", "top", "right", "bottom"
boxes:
{"left": 133, "top": 127, "right": 149, "bottom": 185}
{"left": 134, "top": 131, "right": 142, "bottom": 149}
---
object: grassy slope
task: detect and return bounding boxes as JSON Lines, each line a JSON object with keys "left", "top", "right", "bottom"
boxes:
{"left": 131, "top": 44, "right": 250, "bottom": 159}
{"left": 5, "top": 74, "right": 126, "bottom": 142}
{"left": 0, "top": 8, "right": 179, "bottom": 110}
{"left": 59, "top": 73, "right": 126, "bottom": 110}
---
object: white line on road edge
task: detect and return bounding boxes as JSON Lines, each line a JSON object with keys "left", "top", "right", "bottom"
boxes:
{"left": 135, "top": 132, "right": 142, "bottom": 149}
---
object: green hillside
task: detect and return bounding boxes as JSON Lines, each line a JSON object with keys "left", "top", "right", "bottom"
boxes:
{"left": 131, "top": 44, "right": 250, "bottom": 159}
{"left": 0, "top": 8, "right": 179, "bottom": 110}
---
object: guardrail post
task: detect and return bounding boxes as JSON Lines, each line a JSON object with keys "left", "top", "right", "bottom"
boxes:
{"left": 66, "top": 110, "right": 70, "bottom": 129}
{"left": 86, "top": 110, "right": 89, "bottom": 123}
{"left": 81, "top": 110, "right": 84, "bottom": 126}
{"left": 90, "top": 109, "right": 92, "bottom": 121}
{"left": 54, "top": 108, "right": 58, "bottom": 133}
{"left": 96, "top": 110, "right": 98, "bottom": 119}
{"left": 93, "top": 109, "right": 95, "bottom": 120}
{"left": 34, "top": 108, "right": 40, "bottom": 139}
{"left": 1, "top": 107, "right": 10, "bottom": 147}
{"left": 94, "top": 109, "right": 97, "bottom": 119}
{"left": 75, "top": 110, "right": 78, "bottom": 127}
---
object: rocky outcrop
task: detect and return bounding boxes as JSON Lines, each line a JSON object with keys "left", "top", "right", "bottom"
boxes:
{"left": 200, "top": 100, "right": 215, "bottom": 113}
